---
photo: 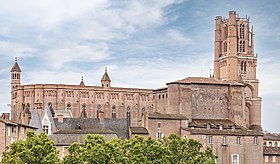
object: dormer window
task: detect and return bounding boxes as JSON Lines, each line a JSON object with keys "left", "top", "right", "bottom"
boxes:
{"left": 219, "top": 125, "right": 223, "bottom": 130}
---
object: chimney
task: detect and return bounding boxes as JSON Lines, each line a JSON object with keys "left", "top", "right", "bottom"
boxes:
{"left": 1, "top": 113, "right": 10, "bottom": 120}
{"left": 57, "top": 115, "right": 64, "bottom": 123}
{"left": 98, "top": 111, "right": 104, "bottom": 124}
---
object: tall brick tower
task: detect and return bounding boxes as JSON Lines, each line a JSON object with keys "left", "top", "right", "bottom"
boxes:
{"left": 10, "top": 57, "right": 21, "bottom": 122}
{"left": 214, "top": 11, "right": 262, "bottom": 131}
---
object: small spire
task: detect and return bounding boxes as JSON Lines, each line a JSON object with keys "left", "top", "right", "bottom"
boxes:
{"left": 80, "top": 76, "right": 85, "bottom": 86}
{"left": 251, "top": 25, "right": 254, "bottom": 33}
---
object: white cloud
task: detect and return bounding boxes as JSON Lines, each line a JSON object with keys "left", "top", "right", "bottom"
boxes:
{"left": 167, "top": 29, "right": 192, "bottom": 45}
{"left": 0, "top": 41, "right": 36, "bottom": 58}
{"left": 42, "top": 43, "right": 111, "bottom": 68}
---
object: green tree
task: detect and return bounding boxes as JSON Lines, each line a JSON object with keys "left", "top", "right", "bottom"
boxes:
{"left": 2, "top": 131, "right": 60, "bottom": 164}
{"left": 63, "top": 134, "right": 216, "bottom": 164}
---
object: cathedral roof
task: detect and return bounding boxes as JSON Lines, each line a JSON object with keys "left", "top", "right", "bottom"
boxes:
{"left": 10, "top": 62, "right": 21, "bottom": 72}
{"left": 101, "top": 68, "right": 111, "bottom": 82}
{"left": 167, "top": 77, "right": 244, "bottom": 86}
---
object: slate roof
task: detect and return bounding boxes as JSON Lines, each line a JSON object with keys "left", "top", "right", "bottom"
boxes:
{"left": 42, "top": 102, "right": 57, "bottom": 133}
{"left": 130, "top": 127, "right": 149, "bottom": 134}
{"left": 53, "top": 118, "right": 129, "bottom": 139}
{"left": 0, "top": 117, "right": 37, "bottom": 129}
{"left": 263, "top": 147, "right": 280, "bottom": 155}
{"left": 167, "top": 77, "right": 244, "bottom": 86}
{"left": 29, "top": 108, "right": 43, "bottom": 134}
{"left": 49, "top": 133, "right": 118, "bottom": 146}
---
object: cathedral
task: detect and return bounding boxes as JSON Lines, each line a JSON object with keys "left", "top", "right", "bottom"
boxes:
{"left": 8, "top": 11, "right": 272, "bottom": 163}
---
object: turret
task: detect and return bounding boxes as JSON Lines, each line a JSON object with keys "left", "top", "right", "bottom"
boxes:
{"left": 10, "top": 57, "right": 21, "bottom": 90}
{"left": 101, "top": 67, "right": 111, "bottom": 88}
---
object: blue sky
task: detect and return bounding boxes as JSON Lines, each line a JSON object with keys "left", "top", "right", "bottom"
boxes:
{"left": 0, "top": 0, "right": 280, "bottom": 132}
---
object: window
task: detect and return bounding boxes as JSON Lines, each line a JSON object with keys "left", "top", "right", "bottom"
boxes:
{"left": 239, "top": 40, "right": 245, "bottom": 52}
{"left": 12, "top": 127, "right": 15, "bottom": 133}
{"left": 240, "top": 24, "right": 244, "bottom": 39}
{"left": 232, "top": 154, "right": 239, "bottom": 164}
{"left": 264, "top": 156, "right": 269, "bottom": 162}
{"left": 237, "top": 136, "right": 241, "bottom": 145}
{"left": 67, "top": 103, "right": 71, "bottom": 110}
{"left": 126, "top": 107, "right": 131, "bottom": 125}
{"left": 273, "top": 156, "right": 276, "bottom": 163}
{"left": 156, "top": 132, "right": 163, "bottom": 139}
{"left": 223, "top": 136, "right": 227, "bottom": 145}
{"left": 157, "top": 122, "right": 161, "bottom": 129}
{"left": 43, "top": 125, "right": 49, "bottom": 134}
{"left": 208, "top": 136, "right": 213, "bottom": 144}
{"left": 112, "top": 105, "right": 116, "bottom": 119}
{"left": 253, "top": 136, "right": 258, "bottom": 145}
{"left": 275, "top": 142, "right": 278, "bottom": 147}
{"left": 7, "top": 127, "right": 11, "bottom": 136}
{"left": 224, "top": 42, "right": 227, "bottom": 53}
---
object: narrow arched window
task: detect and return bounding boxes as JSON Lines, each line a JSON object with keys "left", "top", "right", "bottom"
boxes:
{"left": 112, "top": 105, "right": 116, "bottom": 118}
{"left": 97, "top": 104, "right": 101, "bottom": 118}
{"left": 126, "top": 106, "right": 131, "bottom": 125}
{"left": 232, "top": 154, "right": 239, "bottom": 164}
{"left": 241, "top": 61, "right": 244, "bottom": 71}
{"left": 224, "top": 42, "right": 227, "bottom": 53}
{"left": 240, "top": 24, "right": 244, "bottom": 39}
{"left": 67, "top": 103, "right": 71, "bottom": 110}
{"left": 239, "top": 41, "right": 245, "bottom": 52}
{"left": 244, "top": 61, "right": 247, "bottom": 72}
{"left": 141, "top": 107, "right": 145, "bottom": 117}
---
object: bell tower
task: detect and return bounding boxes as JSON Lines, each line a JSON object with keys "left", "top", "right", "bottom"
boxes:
{"left": 11, "top": 57, "right": 21, "bottom": 90}
{"left": 214, "top": 11, "right": 262, "bottom": 131}
{"left": 10, "top": 57, "right": 22, "bottom": 122}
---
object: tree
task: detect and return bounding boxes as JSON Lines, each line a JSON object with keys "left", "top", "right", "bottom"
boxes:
{"left": 2, "top": 131, "right": 60, "bottom": 164}
{"left": 63, "top": 134, "right": 216, "bottom": 164}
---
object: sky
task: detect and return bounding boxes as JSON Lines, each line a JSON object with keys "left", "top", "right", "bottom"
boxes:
{"left": 0, "top": 0, "right": 280, "bottom": 132}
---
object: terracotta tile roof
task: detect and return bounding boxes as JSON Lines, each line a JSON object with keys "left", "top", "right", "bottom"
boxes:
{"left": 148, "top": 113, "right": 188, "bottom": 120}
{"left": 183, "top": 128, "right": 263, "bottom": 136}
{"left": 189, "top": 119, "right": 238, "bottom": 129}
{"left": 0, "top": 117, "right": 37, "bottom": 129}
{"left": 54, "top": 129, "right": 115, "bottom": 134}
{"left": 167, "top": 77, "right": 244, "bottom": 86}
{"left": 10, "top": 62, "right": 21, "bottom": 72}
{"left": 130, "top": 127, "right": 149, "bottom": 134}
{"left": 263, "top": 147, "right": 280, "bottom": 155}
{"left": 264, "top": 133, "right": 280, "bottom": 141}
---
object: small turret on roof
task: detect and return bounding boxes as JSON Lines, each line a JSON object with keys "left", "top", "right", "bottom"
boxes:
{"left": 101, "top": 67, "right": 111, "bottom": 88}
{"left": 79, "top": 76, "right": 85, "bottom": 86}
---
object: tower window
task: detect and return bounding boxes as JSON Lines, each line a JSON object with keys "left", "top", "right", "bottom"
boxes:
{"left": 253, "top": 136, "right": 258, "bottom": 145}
{"left": 239, "top": 41, "right": 245, "bottom": 52}
{"left": 223, "top": 136, "right": 227, "bottom": 145}
{"left": 208, "top": 136, "right": 213, "bottom": 144}
{"left": 224, "top": 42, "right": 227, "bottom": 53}
{"left": 237, "top": 136, "right": 241, "bottom": 145}
{"left": 240, "top": 24, "right": 244, "bottom": 39}
{"left": 157, "top": 122, "right": 161, "bottom": 129}
{"left": 112, "top": 105, "right": 116, "bottom": 118}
